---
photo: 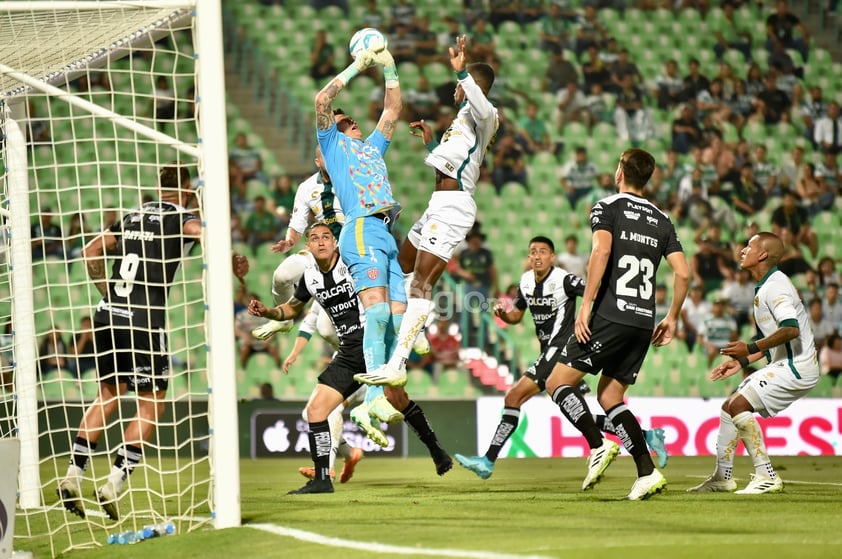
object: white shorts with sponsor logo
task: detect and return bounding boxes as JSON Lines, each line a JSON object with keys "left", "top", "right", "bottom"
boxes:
{"left": 407, "top": 190, "right": 476, "bottom": 262}
{"left": 736, "top": 358, "right": 820, "bottom": 418}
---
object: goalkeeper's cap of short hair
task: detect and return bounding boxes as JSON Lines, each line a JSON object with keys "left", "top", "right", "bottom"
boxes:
{"left": 159, "top": 165, "right": 192, "bottom": 192}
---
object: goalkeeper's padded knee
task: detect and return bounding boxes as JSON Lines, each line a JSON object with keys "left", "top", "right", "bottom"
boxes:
{"left": 363, "top": 302, "right": 391, "bottom": 333}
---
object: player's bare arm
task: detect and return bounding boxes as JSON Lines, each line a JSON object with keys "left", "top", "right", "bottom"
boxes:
{"left": 248, "top": 296, "right": 305, "bottom": 322}
{"left": 282, "top": 335, "right": 310, "bottom": 375}
{"left": 720, "top": 326, "right": 799, "bottom": 360}
{"left": 494, "top": 304, "right": 524, "bottom": 325}
{"left": 271, "top": 228, "right": 302, "bottom": 254}
{"left": 449, "top": 35, "right": 467, "bottom": 72}
{"left": 375, "top": 47, "right": 402, "bottom": 141}
{"left": 315, "top": 82, "right": 343, "bottom": 131}
{"left": 652, "top": 250, "right": 690, "bottom": 346}
{"left": 409, "top": 120, "right": 433, "bottom": 144}
{"left": 82, "top": 230, "right": 118, "bottom": 296}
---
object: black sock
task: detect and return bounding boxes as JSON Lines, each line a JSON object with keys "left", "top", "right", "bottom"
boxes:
{"left": 402, "top": 401, "right": 443, "bottom": 453}
{"left": 551, "top": 385, "right": 602, "bottom": 448}
{"left": 71, "top": 436, "right": 97, "bottom": 471}
{"left": 113, "top": 444, "right": 143, "bottom": 480}
{"left": 308, "top": 420, "right": 332, "bottom": 481}
{"left": 593, "top": 414, "right": 616, "bottom": 435}
{"left": 606, "top": 404, "right": 654, "bottom": 477}
{"left": 485, "top": 407, "right": 520, "bottom": 462}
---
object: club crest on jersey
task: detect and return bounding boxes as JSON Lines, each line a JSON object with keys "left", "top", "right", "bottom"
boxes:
{"left": 367, "top": 268, "right": 379, "bottom": 280}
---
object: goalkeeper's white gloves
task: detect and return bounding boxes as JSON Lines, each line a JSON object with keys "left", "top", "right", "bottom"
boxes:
{"left": 372, "top": 48, "right": 395, "bottom": 68}
{"left": 352, "top": 49, "right": 377, "bottom": 72}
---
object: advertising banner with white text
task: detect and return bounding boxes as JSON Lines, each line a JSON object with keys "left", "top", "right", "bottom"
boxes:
{"left": 476, "top": 396, "right": 842, "bottom": 457}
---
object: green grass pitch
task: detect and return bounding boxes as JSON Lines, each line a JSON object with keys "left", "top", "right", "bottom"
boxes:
{"left": 21, "top": 455, "right": 842, "bottom": 558}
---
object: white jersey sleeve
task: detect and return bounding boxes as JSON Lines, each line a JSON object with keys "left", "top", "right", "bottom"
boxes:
{"left": 297, "top": 304, "right": 320, "bottom": 339}
{"left": 289, "top": 172, "right": 321, "bottom": 235}
{"left": 424, "top": 72, "right": 498, "bottom": 196}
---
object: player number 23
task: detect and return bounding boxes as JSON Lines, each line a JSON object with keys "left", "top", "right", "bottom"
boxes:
{"left": 616, "top": 255, "right": 654, "bottom": 300}
{"left": 114, "top": 253, "right": 140, "bottom": 297}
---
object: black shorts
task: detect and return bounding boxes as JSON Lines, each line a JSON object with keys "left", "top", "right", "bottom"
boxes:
{"left": 318, "top": 342, "right": 365, "bottom": 399}
{"left": 95, "top": 323, "right": 170, "bottom": 392}
{"left": 559, "top": 314, "right": 652, "bottom": 385}
{"left": 524, "top": 345, "right": 563, "bottom": 392}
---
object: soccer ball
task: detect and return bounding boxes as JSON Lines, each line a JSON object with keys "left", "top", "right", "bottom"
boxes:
{"left": 349, "top": 28, "right": 387, "bottom": 60}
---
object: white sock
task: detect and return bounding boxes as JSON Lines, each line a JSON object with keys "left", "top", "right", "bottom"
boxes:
{"left": 327, "top": 405, "right": 344, "bottom": 472}
{"left": 338, "top": 438, "right": 353, "bottom": 461}
{"left": 107, "top": 466, "right": 125, "bottom": 491}
{"left": 65, "top": 464, "right": 84, "bottom": 480}
{"left": 403, "top": 272, "right": 415, "bottom": 299}
{"left": 714, "top": 409, "right": 738, "bottom": 481}
{"left": 733, "top": 410, "right": 776, "bottom": 479}
{"left": 389, "top": 297, "right": 434, "bottom": 369}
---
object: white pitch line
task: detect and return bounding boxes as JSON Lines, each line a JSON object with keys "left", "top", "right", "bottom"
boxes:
{"left": 249, "top": 523, "right": 555, "bottom": 559}
{"left": 685, "top": 475, "right": 842, "bottom": 487}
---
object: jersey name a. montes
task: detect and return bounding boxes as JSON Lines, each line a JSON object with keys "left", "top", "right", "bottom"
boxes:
{"left": 94, "top": 201, "right": 198, "bottom": 328}
{"left": 293, "top": 256, "right": 364, "bottom": 347}
{"left": 290, "top": 172, "right": 345, "bottom": 238}
{"left": 425, "top": 73, "right": 498, "bottom": 194}
{"left": 514, "top": 267, "right": 585, "bottom": 351}
{"left": 589, "top": 193, "right": 682, "bottom": 329}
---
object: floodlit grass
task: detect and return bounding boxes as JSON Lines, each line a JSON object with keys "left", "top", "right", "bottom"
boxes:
{"left": 18, "top": 455, "right": 842, "bottom": 558}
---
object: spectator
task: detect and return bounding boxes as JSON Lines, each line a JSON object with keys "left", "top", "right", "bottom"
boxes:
{"left": 680, "top": 284, "right": 711, "bottom": 353}
{"left": 560, "top": 146, "right": 599, "bottom": 210}
{"left": 765, "top": 0, "right": 810, "bottom": 63}
{"left": 491, "top": 133, "right": 528, "bottom": 194}
{"left": 721, "top": 268, "right": 755, "bottom": 332}
{"left": 235, "top": 296, "right": 282, "bottom": 368}
{"left": 309, "top": 30, "right": 337, "bottom": 81}
{"left": 454, "top": 230, "right": 499, "bottom": 348}
{"left": 543, "top": 46, "right": 579, "bottom": 94}
{"left": 488, "top": 0, "right": 519, "bottom": 30}
{"left": 699, "top": 295, "right": 739, "bottom": 367}
{"left": 389, "top": 0, "right": 416, "bottom": 31}
{"left": 518, "top": 0, "right": 545, "bottom": 26}
{"left": 745, "top": 62, "right": 765, "bottom": 96}
{"left": 256, "top": 382, "right": 280, "bottom": 401}
{"left": 389, "top": 23, "right": 416, "bottom": 65}
{"left": 653, "top": 59, "right": 685, "bottom": 110}
{"left": 581, "top": 46, "right": 611, "bottom": 93}
{"left": 229, "top": 132, "right": 266, "bottom": 186}
{"left": 613, "top": 74, "right": 654, "bottom": 143}
{"left": 242, "top": 195, "right": 278, "bottom": 256}
{"left": 555, "top": 234, "right": 587, "bottom": 279}
{"left": 801, "top": 86, "right": 827, "bottom": 146}
{"left": 471, "top": 18, "right": 496, "bottom": 61}
{"left": 31, "top": 209, "right": 64, "bottom": 260}
{"left": 310, "top": 0, "right": 349, "bottom": 16}
{"left": 598, "top": 37, "right": 621, "bottom": 67}
{"left": 517, "top": 102, "right": 551, "bottom": 155}
{"left": 777, "top": 226, "right": 813, "bottom": 278}
{"left": 38, "top": 328, "right": 68, "bottom": 376}
{"left": 728, "top": 79, "right": 754, "bottom": 132}
{"left": 70, "top": 316, "right": 96, "bottom": 378}
{"left": 584, "top": 82, "right": 612, "bottom": 127}
{"left": 823, "top": 283, "right": 842, "bottom": 326}
{"left": 150, "top": 76, "right": 175, "bottom": 132}
{"left": 413, "top": 17, "right": 440, "bottom": 68}
{"left": 696, "top": 79, "right": 733, "bottom": 124}
{"left": 65, "top": 212, "right": 90, "bottom": 264}
{"left": 809, "top": 298, "right": 837, "bottom": 350}
{"left": 732, "top": 162, "right": 767, "bottom": 218}
{"left": 816, "top": 151, "right": 841, "bottom": 197}
{"left": 671, "top": 104, "right": 702, "bottom": 155}
{"left": 817, "top": 256, "right": 841, "bottom": 288}
{"left": 428, "top": 317, "right": 463, "bottom": 372}
{"left": 771, "top": 189, "right": 818, "bottom": 257}
{"left": 654, "top": 283, "right": 670, "bottom": 324}
{"left": 539, "top": 4, "right": 571, "bottom": 53}
{"left": 404, "top": 75, "right": 440, "bottom": 122}
{"left": 267, "top": 174, "right": 295, "bottom": 228}
{"left": 779, "top": 144, "right": 807, "bottom": 193}
{"left": 712, "top": 2, "right": 753, "bottom": 62}
{"left": 585, "top": 172, "right": 616, "bottom": 215}
{"left": 750, "top": 72, "right": 790, "bottom": 125}
{"left": 553, "top": 81, "right": 591, "bottom": 133}
{"left": 798, "top": 162, "right": 835, "bottom": 216}
{"left": 573, "top": 5, "right": 608, "bottom": 62}
{"left": 682, "top": 58, "right": 711, "bottom": 102}
{"left": 813, "top": 101, "right": 842, "bottom": 155}
{"left": 609, "top": 48, "right": 643, "bottom": 92}
{"left": 751, "top": 144, "right": 781, "bottom": 199}
{"left": 819, "top": 333, "right": 842, "bottom": 383}
{"left": 361, "top": 0, "right": 386, "bottom": 29}
{"left": 692, "top": 237, "right": 734, "bottom": 294}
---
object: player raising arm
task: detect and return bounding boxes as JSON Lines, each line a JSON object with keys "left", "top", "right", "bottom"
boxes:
{"left": 355, "top": 35, "right": 500, "bottom": 388}
{"left": 313, "top": 40, "right": 408, "bottom": 431}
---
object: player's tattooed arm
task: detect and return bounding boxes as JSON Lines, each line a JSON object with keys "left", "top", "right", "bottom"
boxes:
{"left": 315, "top": 81, "right": 343, "bottom": 130}
{"left": 82, "top": 230, "right": 118, "bottom": 296}
{"left": 377, "top": 85, "right": 402, "bottom": 140}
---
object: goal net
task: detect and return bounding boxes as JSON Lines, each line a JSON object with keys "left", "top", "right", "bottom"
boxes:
{"left": 0, "top": 1, "right": 239, "bottom": 556}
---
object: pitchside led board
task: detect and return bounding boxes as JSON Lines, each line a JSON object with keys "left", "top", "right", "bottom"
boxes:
{"left": 0, "top": 438, "right": 20, "bottom": 559}
{"left": 250, "top": 410, "right": 407, "bottom": 458}
{"left": 476, "top": 397, "right": 842, "bottom": 458}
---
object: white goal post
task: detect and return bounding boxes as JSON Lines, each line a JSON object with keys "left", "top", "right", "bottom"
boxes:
{"left": 0, "top": 0, "right": 239, "bottom": 554}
